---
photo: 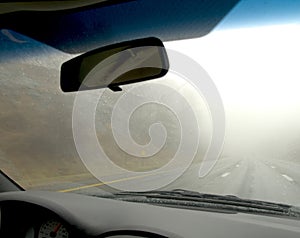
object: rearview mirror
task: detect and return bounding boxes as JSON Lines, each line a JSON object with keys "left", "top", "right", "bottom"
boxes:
{"left": 60, "top": 37, "right": 169, "bottom": 92}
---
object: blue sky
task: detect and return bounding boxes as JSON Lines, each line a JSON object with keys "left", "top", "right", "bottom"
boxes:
{"left": 218, "top": 0, "right": 300, "bottom": 29}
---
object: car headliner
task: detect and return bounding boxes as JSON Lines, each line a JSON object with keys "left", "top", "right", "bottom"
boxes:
{"left": 0, "top": 0, "right": 239, "bottom": 53}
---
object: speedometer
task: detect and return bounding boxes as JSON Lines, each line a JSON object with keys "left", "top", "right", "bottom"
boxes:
{"left": 38, "top": 219, "right": 69, "bottom": 238}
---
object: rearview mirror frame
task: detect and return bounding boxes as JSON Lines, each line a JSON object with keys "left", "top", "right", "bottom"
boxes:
{"left": 60, "top": 37, "right": 169, "bottom": 92}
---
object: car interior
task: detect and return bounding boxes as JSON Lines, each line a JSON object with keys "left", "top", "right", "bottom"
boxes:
{"left": 1, "top": 0, "right": 300, "bottom": 237}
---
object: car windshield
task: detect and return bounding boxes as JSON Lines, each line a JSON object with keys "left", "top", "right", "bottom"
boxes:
{"left": 1, "top": 0, "right": 300, "bottom": 209}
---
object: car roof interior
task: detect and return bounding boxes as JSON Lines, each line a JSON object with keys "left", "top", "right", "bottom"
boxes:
{"left": 0, "top": 0, "right": 239, "bottom": 53}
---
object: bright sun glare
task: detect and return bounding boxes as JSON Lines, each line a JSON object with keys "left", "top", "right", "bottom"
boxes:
{"left": 165, "top": 24, "right": 300, "bottom": 154}
{"left": 166, "top": 24, "right": 300, "bottom": 109}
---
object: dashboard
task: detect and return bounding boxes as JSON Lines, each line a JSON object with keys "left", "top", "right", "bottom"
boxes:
{"left": 1, "top": 201, "right": 74, "bottom": 238}
{"left": 0, "top": 191, "right": 300, "bottom": 238}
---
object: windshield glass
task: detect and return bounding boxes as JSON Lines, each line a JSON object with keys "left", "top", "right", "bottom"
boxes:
{"left": 1, "top": 0, "right": 300, "bottom": 208}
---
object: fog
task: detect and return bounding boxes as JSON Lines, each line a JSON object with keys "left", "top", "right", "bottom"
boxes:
{"left": 1, "top": 24, "right": 300, "bottom": 204}
{"left": 166, "top": 24, "right": 300, "bottom": 162}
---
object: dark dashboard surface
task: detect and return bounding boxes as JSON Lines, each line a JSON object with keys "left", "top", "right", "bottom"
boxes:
{"left": 0, "top": 191, "right": 300, "bottom": 238}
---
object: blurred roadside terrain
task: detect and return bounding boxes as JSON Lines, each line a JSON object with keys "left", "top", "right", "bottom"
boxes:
{"left": 0, "top": 32, "right": 98, "bottom": 188}
{"left": 0, "top": 60, "right": 90, "bottom": 188}
{"left": 0, "top": 58, "right": 210, "bottom": 189}
{"left": 0, "top": 37, "right": 210, "bottom": 190}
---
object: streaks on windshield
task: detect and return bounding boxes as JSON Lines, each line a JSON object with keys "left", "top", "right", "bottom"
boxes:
{"left": 221, "top": 172, "right": 230, "bottom": 178}
{"left": 282, "top": 174, "right": 294, "bottom": 182}
{"left": 1, "top": 29, "right": 26, "bottom": 43}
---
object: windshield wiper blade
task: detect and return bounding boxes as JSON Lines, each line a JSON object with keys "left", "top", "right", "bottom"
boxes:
{"left": 110, "top": 189, "right": 300, "bottom": 219}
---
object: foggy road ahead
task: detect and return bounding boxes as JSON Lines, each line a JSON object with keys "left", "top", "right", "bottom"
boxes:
{"left": 177, "top": 156, "right": 300, "bottom": 206}
{"left": 34, "top": 156, "right": 300, "bottom": 207}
